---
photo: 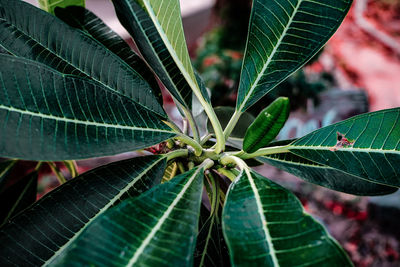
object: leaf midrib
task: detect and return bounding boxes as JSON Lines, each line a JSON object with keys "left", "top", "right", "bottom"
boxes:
{"left": 289, "top": 145, "right": 400, "bottom": 154}
{"left": 127, "top": 167, "right": 202, "bottom": 266}
{"left": 0, "top": 104, "right": 172, "bottom": 133}
{"left": 238, "top": 0, "right": 303, "bottom": 112}
{"left": 141, "top": 0, "right": 200, "bottom": 95}
{"left": 44, "top": 156, "right": 166, "bottom": 265}
{"left": 246, "top": 169, "right": 280, "bottom": 266}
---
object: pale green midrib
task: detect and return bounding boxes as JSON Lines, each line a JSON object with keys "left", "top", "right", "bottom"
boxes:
{"left": 289, "top": 145, "right": 400, "bottom": 154}
{"left": 238, "top": 0, "right": 303, "bottom": 112}
{"left": 44, "top": 156, "right": 166, "bottom": 265}
{"left": 0, "top": 104, "right": 173, "bottom": 133}
{"left": 128, "top": 167, "right": 202, "bottom": 266}
{"left": 0, "top": 160, "right": 16, "bottom": 178}
{"left": 246, "top": 170, "right": 280, "bottom": 266}
{"left": 141, "top": 0, "right": 202, "bottom": 99}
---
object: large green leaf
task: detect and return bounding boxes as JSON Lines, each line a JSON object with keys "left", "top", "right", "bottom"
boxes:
{"left": 236, "top": 0, "right": 352, "bottom": 111}
{"left": 38, "top": 0, "right": 85, "bottom": 15}
{"left": 51, "top": 166, "right": 205, "bottom": 266}
{"left": 243, "top": 97, "right": 290, "bottom": 153}
{"left": 54, "top": 5, "right": 163, "bottom": 106}
{"left": 222, "top": 169, "right": 353, "bottom": 266}
{"left": 0, "top": 171, "right": 37, "bottom": 226}
{"left": 289, "top": 108, "right": 400, "bottom": 187}
{"left": 0, "top": 160, "right": 17, "bottom": 187}
{"left": 259, "top": 152, "right": 397, "bottom": 196}
{"left": 112, "top": 0, "right": 210, "bottom": 109}
{"left": 0, "top": 55, "right": 175, "bottom": 160}
{"left": 194, "top": 205, "right": 229, "bottom": 267}
{"left": 0, "top": 0, "right": 164, "bottom": 116}
{"left": 0, "top": 155, "right": 166, "bottom": 266}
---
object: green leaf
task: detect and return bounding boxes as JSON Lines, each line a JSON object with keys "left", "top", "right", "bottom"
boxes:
{"left": 0, "top": 0, "right": 164, "bottom": 116}
{"left": 38, "top": 0, "right": 85, "bottom": 15}
{"left": 207, "top": 107, "right": 255, "bottom": 138}
{"left": 112, "top": 0, "right": 208, "bottom": 109}
{"left": 51, "top": 166, "right": 205, "bottom": 266}
{"left": 236, "top": 0, "right": 352, "bottom": 111}
{"left": 0, "top": 171, "right": 37, "bottom": 226}
{"left": 54, "top": 5, "right": 163, "bottom": 106}
{"left": 0, "top": 155, "right": 166, "bottom": 266}
{"left": 259, "top": 152, "right": 397, "bottom": 196}
{"left": 289, "top": 108, "right": 400, "bottom": 187}
{"left": 0, "top": 160, "right": 17, "bottom": 187}
{"left": 194, "top": 205, "right": 229, "bottom": 267}
{"left": 0, "top": 55, "right": 175, "bottom": 160}
{"left": 243, "top": 97, "right": 290, "bottom": 153}
{"left": 222, "top": 169, "right": 353, "bottom": 266}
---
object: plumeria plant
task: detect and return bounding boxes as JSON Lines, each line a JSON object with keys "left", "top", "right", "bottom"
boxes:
{"left": 0, "top": 0, "right": 399, "bottom": 266}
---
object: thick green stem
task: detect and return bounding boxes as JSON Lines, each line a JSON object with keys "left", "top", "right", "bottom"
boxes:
{"left": 202, "top": 103, "right": 225, "bottom": 154}
{"left": 232, "top": 145, "right": 290, "bottom": 159}
{"left": 217, "top": 168, "right": 237, "bottom": 181}
{"left": 176, "top": 134, "right": 203, "bottom": 156}
{"left": 166, "top": 149, "right": 188, "bottom": 161}
{"left": 182, "top": 108, "right": 200, "bottom": 143}
{"left": 223, "top": 110, "right": 242, "bottom": 140}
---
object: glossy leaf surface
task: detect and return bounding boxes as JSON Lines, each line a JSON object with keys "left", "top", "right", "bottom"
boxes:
{"left": 222, "top": 170, "right": 353, "bottom": 266}
{"left": 260, "top": 152, "right": 397, "bottom": 196}
{"left": 289, "top": 108, "right": 400, "bottom": 187}
{"left": 0, "top": 171, "right": 37, "bottom": 226}
{"left": 0, "top": 155, "right": 166, "bottom": 266}
{"left": 243, "top": 97, "right": 290, "bottom": 153}
{"left": 194, "top": 205, "right": 229, "bottom": 267}
{"left": 52, "top": 166, "right": 205, "bottom": 266}
{"left": 236, "top": 0, "right": 352, "bottom": 111}
{"left": 0, "top": 0, "right": 164, "bottom": 116}
{"left": 0, "top": 160, "right": 17, "bottom": 187}
{"left": 54, "top": 5, "right": 163, "bottom": 106}
{"left": 112, "top": 0, "right": 209, "bottom": 109}
{"left": 0, "top": 55, "right": 175, "bottom": 160}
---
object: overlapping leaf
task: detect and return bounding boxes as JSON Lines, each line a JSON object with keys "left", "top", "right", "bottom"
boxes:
{"left": 0, "top": 55, "right": 175, "bottom": 160}
{"left": 112, "top": 0, "right": 209, "bottom": 109}
{"left": 289, "top": 108, "right": 400, "bottom": 187}
{"left": 260, "top": 152, "right": 397, "bottom": 196}
{"left": 0, "top": 171, "right": 37, "bottom": 226}
{"left": 51, "top": 166, "right": 205, "bottom": 266}
{"left": 222, "top": 170, "right": 353, "bottom": 266}
{"left": 0, "top": 155, "right": 166, "bottom": 266}
{"left": 54, "top": 5, "right": 163, "bottom": 106}
{"left": 0, "top": 0, "right": 164, "bottom": 116}
{"left": 236, "top": 0, "right": 352, "bottom": 111}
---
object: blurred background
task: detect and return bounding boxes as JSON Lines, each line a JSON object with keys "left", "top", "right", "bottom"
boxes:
{"left": 13, "top": 0, "right": 400, "bottom": 266}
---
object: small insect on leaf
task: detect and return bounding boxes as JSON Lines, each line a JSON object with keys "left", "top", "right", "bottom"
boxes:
{"left": 329, "top": 132, "right": 355, "bottom": 151}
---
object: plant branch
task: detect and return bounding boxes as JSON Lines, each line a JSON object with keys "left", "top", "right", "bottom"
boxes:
{"left": 176, "top": 134, "right": 203, "bottom": 156}
{"left": 182, "top": 108, "right": 201, "bottom": 143}
{"left": 166, "top": 149, "right": 189, "bottom": 161}
{"left": 217, "top": 168, "right": 237, "bottom": 181}
{"left": 223, "top": 110, "right": 242, "bottom": 140}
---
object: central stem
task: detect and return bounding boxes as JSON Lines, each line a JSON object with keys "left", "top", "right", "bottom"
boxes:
{"left": 223, "top": 110, "right": 242, "bottom": 140}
